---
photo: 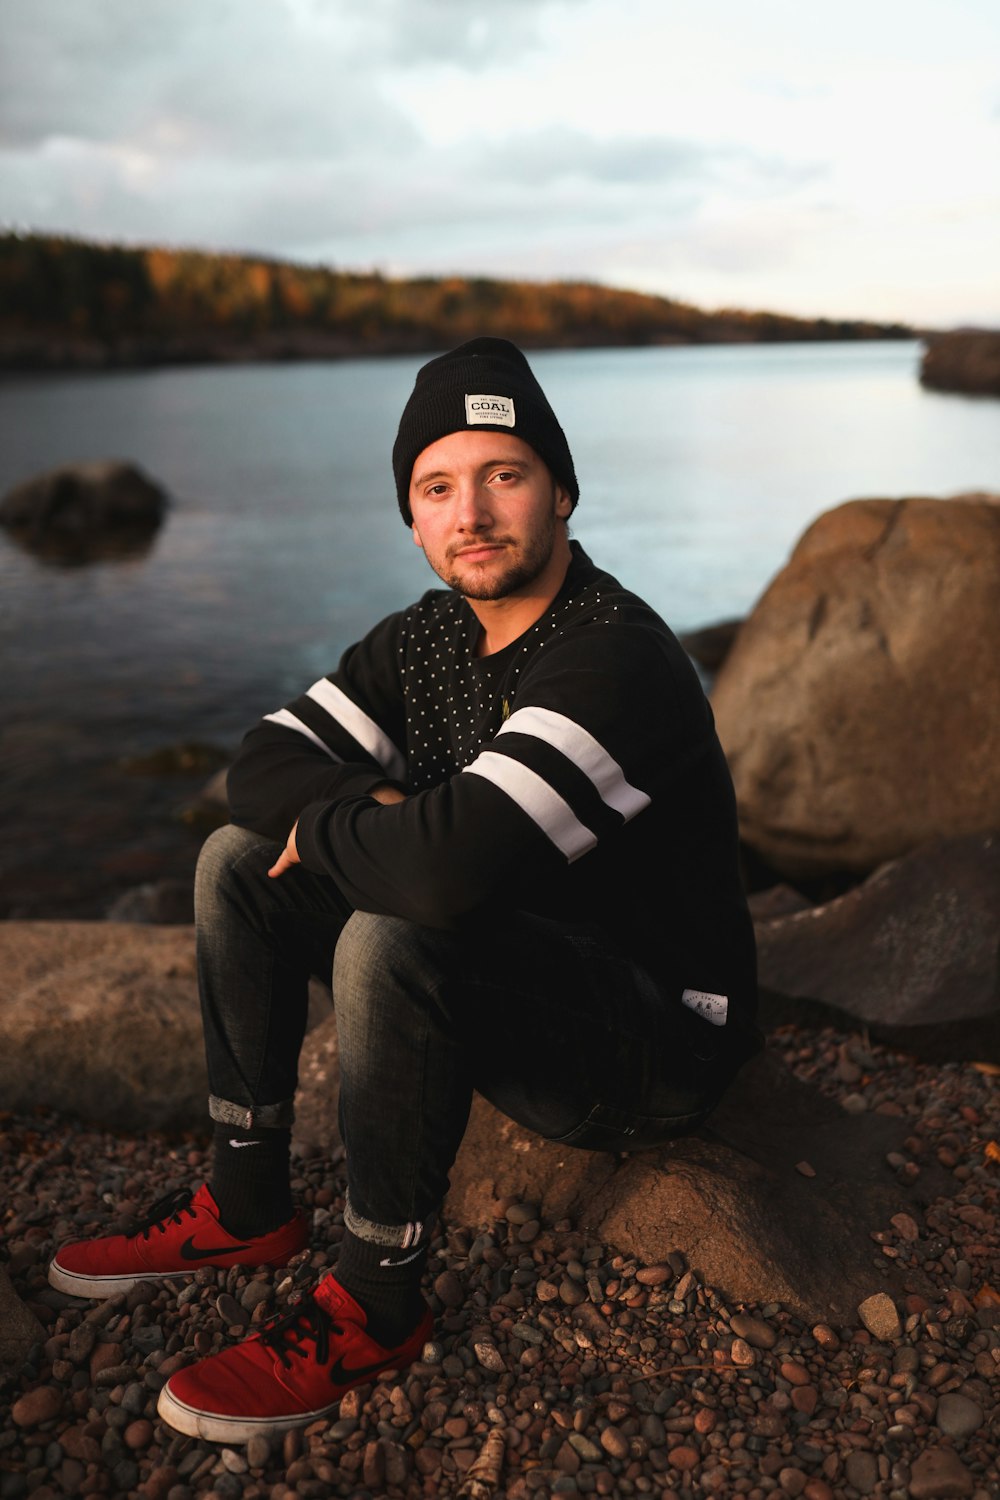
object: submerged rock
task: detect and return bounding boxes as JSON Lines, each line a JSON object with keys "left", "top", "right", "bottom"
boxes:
{"left": 0, "top": 458, "right": 168, "bottom": 563}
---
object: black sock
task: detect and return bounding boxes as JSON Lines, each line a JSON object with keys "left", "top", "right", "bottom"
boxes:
{"left": 210, "top": 1122, "right": 293, "bottom": 1239}
{"left": 335, "top": 1225, "right": 430, "bottom": 1348}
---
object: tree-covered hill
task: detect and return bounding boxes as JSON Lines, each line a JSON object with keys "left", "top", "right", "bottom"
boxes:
{"left": 0, "top": 233, "right": 913, "bottom": 369}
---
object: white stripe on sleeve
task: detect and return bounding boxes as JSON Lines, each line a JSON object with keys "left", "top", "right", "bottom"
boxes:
{"left": 497, "top": 705, "right": 650, "bottom": 820}
{"left": 464, "top": 751, "right": 597, "bottom": 862}
{"left": 305, "top": 679, "right": 407, "bottom": 780}
{"left": 262, "top": 708, "right": 340, "bottom": 759}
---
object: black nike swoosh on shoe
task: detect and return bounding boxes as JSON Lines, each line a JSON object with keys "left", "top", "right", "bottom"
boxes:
{"left": 179, "top": 1236, "right": 254, "bottom": 1261}
{"left": 328, "top": 1354, "right": 395, "bottom": 1388}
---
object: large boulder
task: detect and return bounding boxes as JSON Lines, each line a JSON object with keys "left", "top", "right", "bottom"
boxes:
{"left": 754, "top": 834, "right": 1000, "bottom": 1062}
{"left": 0, "top": 459, "right": 168, "bottom": 563}
{"left": 0, "top": 921, "right": 206, "bottom": 1129}
{"left": 920, "top": 330, "right": 1000, "bottom": 396}
{"left": 711, "top": 494, "right": 1000, "bottom": 878}
{"left": 294, "top": 1022, "right": 947, "bottom": 1324}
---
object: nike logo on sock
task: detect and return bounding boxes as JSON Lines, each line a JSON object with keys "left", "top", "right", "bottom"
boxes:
{"left": 228, "top": 1140, "right": 260, "bottom": 1148}
{"left": 379, "top": 1246, "right": 425, "bottom": 1268}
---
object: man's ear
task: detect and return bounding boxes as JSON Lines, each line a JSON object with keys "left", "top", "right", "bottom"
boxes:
{"left": 555, "top": 485, "right": 572, "bottom": 518}
{"left": 411, "top": 523, "right": 424, "bottom": 550}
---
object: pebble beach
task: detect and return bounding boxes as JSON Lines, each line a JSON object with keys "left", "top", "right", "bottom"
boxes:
{"left": 2, "top": 1022, "right": 998, "bottom": 1500}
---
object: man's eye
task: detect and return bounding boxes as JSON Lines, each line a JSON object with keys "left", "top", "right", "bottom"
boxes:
{"left": 493, "top": 470, "right": 518, "bottom": 483}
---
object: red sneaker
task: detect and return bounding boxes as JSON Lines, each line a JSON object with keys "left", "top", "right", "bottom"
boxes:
{"left": 48, "top": 1185, "right": 308, "bottom": 1299}
{"left": 157, "top": 1274, "right": 433, "bottom": 1442}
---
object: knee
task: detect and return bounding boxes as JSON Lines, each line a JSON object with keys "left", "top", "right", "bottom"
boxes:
{"left": 334, "top": 911, "right": 414, "bottom": 992}
{"left": 194, "top": 824, "right": 277, "bottom": 923}
{"left": 333, "top": 912, "right": 446, "bottom": 1022}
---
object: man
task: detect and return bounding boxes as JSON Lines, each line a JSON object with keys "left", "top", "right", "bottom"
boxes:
{"left": 49, "top": 338, "right": 760, "bottom": 1442}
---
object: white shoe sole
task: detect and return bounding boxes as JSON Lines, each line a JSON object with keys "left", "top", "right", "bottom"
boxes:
{"left": 47, "top": 1259, "right": 193, "bottom": 1299}
{"left": 157, "top": 1382, "right": 340, "bottom": 1443}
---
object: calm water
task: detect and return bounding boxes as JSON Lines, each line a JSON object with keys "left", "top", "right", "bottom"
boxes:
{"left": 2, "top": 341, "right": 997, "bottom": 915}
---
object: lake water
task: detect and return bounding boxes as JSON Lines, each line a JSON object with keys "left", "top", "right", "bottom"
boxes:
{"left": 2, "top": 340, "right": 997, "bottom": 916}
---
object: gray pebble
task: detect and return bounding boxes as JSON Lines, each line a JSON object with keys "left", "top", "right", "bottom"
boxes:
{"left": 111, "top": 1460, "right": 140, "bottom": 1492}
{"left": 221, "top": 1447, "right": 248, "bottom": 1473}
{"left": 473, "top": 1340, "right": 506, "bottom": 1373}
{"left": 121, "top": 1382, "right": 147, "bottom": 1416}
{"left": 505, "top": 1202, "right": 538, "bottom": 1226}
{"left": 511, "top": 1322, "right": 545, "bottom": 1346}
{"left": 131, "top": 1325, "right": 165, "bottom": 1355}
{"left": 421, "top": 1340, "right": 444, "bottom": 1364}
{"left": 568, "top": 1433, "right": 603, "bottom": 1462}
{"left": 245, "top": 1281, "right": 274, "bottom": 1315}
{"left": 214, "top": 1474, "right": 244, "bottom": 1499}
{"left": 327, "top": 1416, "right": 359, "bottom": 1442}
{"left": 215, "top": 1292, "right": 248, "bottom": 1327}
{"left": 246, "top": 1433, "right": 271, "bottom": 1469}
{"left": 935, "top": 1392, "right": 982, "bottom": 1439}
{"left": 68, "top": 1323, "right": 97, "bottom": 1363}
{"left": 730, "top": 1314, "right": 777, "bottom": 1349}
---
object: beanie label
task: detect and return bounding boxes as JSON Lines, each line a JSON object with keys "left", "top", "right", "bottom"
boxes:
{"left": 465, "top": 393, "right": 515, "bottom": 428}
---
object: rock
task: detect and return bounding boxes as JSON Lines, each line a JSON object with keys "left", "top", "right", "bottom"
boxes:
{"left": 748, "top": 884, "right": 812, "bottom": 921}
{"left": 711, "top": 494, "right": 1000, "bottom": 877}
{"left": 0, "top": 459, "right": 168, "bottom": 563}
{"left": 729, "top": 1314, "right": 777, "bottom": 1349}
{"left": 105, "top": 879, "right": 195, "bottom": 925}
{"left": 908, "top": 1447, "right": 975, "bottom": 1498}
{"left": 857, "top": 1293, "right": 901, "bottom": 1341}
{"left": 11, "top": 1385, "right": 62, "bottom": 1427}
{"left": 0, "top": 1266, "right": 46, "bottom": 1377}
{"left": 755, "top": 834, "right": 1000, "bottom": 1061}
{"left": 0, "top": 921, "right": 206, "bottom": 1129}
{"left": 843, "top": 1451, "right": 877, "bottom": 1494}
{"left": 934, "top": 1392, "right": 983, "bottom": 1439}
{"left": 436, "top": 1047, "right": 948, "bottom": 1324}
{"left": 678, "top": 617, "right": 743, "bottom": 674}
{"left": 599, "top": 1426, "right": 629, "bottom": 1459}
{"left": 433, "top": 1270, "right": 464, "bottom": 1309}
{"left": 920, "top": 330, "right": 1000, "bottom": 396}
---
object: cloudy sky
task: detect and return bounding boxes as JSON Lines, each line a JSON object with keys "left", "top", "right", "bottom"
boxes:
{"left": 3, "top": 0, "right": 998, "bottom": 327}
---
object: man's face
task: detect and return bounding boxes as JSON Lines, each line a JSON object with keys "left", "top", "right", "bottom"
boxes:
{"left": 408, "top": 430, "right": 571, "bottom": 602}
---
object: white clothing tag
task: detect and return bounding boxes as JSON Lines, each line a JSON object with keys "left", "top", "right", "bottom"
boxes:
{"left": 465, "top": 393, "right": 515, "bottom": 427}
{"left": 682, "top": 987, "right": 729, "bottom": 1027}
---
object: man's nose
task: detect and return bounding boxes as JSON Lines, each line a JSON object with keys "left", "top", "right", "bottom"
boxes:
{"left": 454, "top": 480, "right": 492, "bottom": 529}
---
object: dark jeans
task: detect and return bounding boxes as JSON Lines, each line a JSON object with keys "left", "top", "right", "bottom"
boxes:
{"left": 196, "top": 824, "right": 731, "bottom": 1247}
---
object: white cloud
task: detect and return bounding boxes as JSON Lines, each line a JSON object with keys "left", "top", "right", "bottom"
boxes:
{"left": 1, "top": 0, "right": 998, "bottom": 323}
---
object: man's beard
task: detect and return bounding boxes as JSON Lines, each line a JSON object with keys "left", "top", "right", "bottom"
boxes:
{"left": 433, "top": 508, "right": 558, "bottom": 601}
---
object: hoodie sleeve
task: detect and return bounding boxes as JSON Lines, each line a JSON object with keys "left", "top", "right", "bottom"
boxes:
{"left": 226, "top": 609, "right": 409, "bottom": 842}
{"left": 294, "top": 622, "right": 715, "bottom": 924}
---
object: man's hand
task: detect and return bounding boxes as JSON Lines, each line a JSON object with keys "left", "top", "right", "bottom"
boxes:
{"left": 268, "top": 787, "right": 406, "bottom": 879}
{"left": 370, "top": 783, "right": 407, "bottom": 806}
{"left": 268, "top": 821, "right": 300, "bottom": 879}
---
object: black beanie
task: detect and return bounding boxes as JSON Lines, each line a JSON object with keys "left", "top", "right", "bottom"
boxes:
{"left": 392, "top": 337, "right": 578, "bottom": 524}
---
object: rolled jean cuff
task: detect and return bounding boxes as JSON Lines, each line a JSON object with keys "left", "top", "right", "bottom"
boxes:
{"left": 344, "top": 1195, "right": 436, "bottom": 1249}
{"left": 208, "top": 1093, "right": 295, "bottom": 1130}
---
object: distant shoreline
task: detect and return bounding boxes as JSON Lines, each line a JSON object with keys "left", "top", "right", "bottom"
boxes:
{"left": 1, "top": 231, "right": 917, "bottom": 373}
{"left": 0, "top": 325, "right": 921, "bottom": 374}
